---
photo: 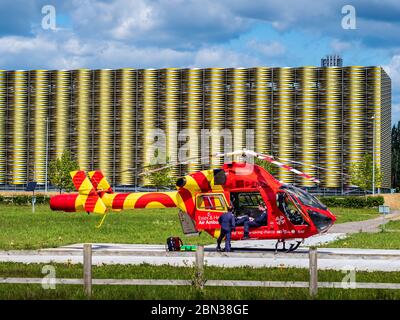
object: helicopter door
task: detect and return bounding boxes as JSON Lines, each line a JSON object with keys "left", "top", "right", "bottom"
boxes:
{"left": 195, "top": 193, "right": 228, "bottom": 230}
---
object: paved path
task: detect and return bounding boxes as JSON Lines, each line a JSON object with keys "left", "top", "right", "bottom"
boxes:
{"left": 2, "top": 242, "right": 400, "bottom": 271}
{"left": 328, "top": 210, "right": 400, "bottom": 234}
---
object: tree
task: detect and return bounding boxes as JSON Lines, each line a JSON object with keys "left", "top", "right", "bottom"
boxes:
{"left": 349, "top": 153, "right": 382, "bottom": 193}
{"left": 49, "top": 150, "right": 79, "bottom": 193}
{"left": 142, "top": 157, "right": 176, "bottom": 190}
{"left": 254, "top": 157, "right": 278, "bottom": 176}
{"left": 392, "top": 121, "right": 400, "bottom": 190}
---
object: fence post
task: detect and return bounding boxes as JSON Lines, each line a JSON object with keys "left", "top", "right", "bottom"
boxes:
{"left": 83, "top": 243, "right": 92, "bottom": 297}
{"left": 309, "top": 246, "right": 318, "bottom": 298}
{"left": 194, "top": 245, "right": 204, "bottom": 289}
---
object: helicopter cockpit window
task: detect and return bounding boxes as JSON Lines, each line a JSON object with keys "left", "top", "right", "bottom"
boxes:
{"left": 197, "top": 194, "right": 227, "bottom": 211}
{"left": 276, "top": 192, "right": 306, "bottom": 225}
{"left": 279, "top": 185, "right": 327, "bottom": 210}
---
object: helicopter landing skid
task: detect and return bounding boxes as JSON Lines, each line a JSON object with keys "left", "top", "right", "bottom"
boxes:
{"left": 274, "top": 239, "right": 303, "bottom": 253}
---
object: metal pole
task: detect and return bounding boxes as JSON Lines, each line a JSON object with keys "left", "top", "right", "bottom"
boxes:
{"left": 372, "top": 116, "right": 375, "bottom": 196}
{"left": 309, "top": 247, "right": 318, "bottom": 297}
{"left": 45, "top": 118, "right": 49, "bottom": 193}
{"left": 83, "top": 243, "right": 92, "bottom": 297}
{"left": 195, "top": 245, "right": 204, "bottom": 289}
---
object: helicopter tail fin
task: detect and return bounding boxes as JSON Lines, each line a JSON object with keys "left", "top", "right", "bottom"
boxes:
{"left": 70, "top": 170, "right": 97, "bottom": 195}
{"left": 88, "top": 170, "right": 113, "bottom": 193}
{"left": 69, "top": 170, "right": 107, "bottom": 215}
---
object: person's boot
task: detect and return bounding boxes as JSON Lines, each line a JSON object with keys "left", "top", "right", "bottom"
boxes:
{"left": 242, "top": 233, "right": 250, "bottom": 240}
{"left": 216, "top": 245, "right": 222, "bottom": 252}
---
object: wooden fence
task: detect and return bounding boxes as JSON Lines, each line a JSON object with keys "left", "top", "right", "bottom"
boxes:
{"left": 1, "top": 244, "right": 400, "bottom": 297}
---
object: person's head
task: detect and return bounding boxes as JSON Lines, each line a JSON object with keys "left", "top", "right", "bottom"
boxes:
{"left": 258, "top": 202, "right": 266, "bottom": 210}
{"left": 228, "top": 205, "right": 233, "bottom": 212}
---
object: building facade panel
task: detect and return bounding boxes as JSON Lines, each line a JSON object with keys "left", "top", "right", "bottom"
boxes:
{"left": 30, "top": 70, "right": 48, "bottom": 183}
{"left": 116, "top": 68, "right": 136, "bottom": 185}
{"left": 185, "top": 68, "right": 203, "bottom": 173}
{"left": 319, "top": 67, "right": 343, "bottom": 188}
{"left": 296, "top": 67, "right": 318, "bottom": 187}
{"left": 0, "top": 70, "right": 5, "bottom": 184}
{"left": 274, "top": 68, "right": 295, "bottom": 183}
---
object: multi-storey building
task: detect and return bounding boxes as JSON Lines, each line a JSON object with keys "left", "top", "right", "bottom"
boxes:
{"left": 0, "top": 66, "right": 391, "bottom": 192}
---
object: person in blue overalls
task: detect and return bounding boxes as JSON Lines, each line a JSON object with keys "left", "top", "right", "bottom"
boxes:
{"left": 243, "top": 202, "right": 268, "bottom": 239}
{"left": 216, "top": 205, "right": 236, "bottom": 252}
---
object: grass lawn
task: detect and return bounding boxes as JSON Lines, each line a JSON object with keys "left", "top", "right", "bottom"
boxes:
{"left": 325, "top": 220, "right": 400, "bottom": 249}
{"left": 0, "top": 262, "right": 400, "bottom": 299}
{"left": 0, "top": 204, "right": 383, "bottom": 250}
{"left": 0, "top": 205, "right": 214, "bottom": 250}
{"left": 329, "top": 207, "right": 380, "bottom": 224}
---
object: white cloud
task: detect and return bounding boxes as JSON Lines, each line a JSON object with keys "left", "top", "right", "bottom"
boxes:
{"left": 192, "top": 47, "right": 260, "bottom": 68}
{"left": 67, "top": 0, "right": 250, "bottom": 49}
{"left": 247, "top": 40, "right": 286, "bottom": 57}
{"left": 330, "top": 39, "right": 353, "bottom": 53}
{"left": 384, "top": 55, "right": 400, "bottom": 88}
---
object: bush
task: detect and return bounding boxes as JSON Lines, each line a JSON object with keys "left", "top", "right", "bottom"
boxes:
{"left": 0, "top": 194, "right": 50, "bottom": 206}
{"left": 319, "top": 196, "right": 384, "bottom": 208}
{"left": 13, "top": 195, "right": 31, "bottom": 205}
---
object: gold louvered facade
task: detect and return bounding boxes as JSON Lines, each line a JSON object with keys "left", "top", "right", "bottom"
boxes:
{"left": 0, "top": 71, "right": 5, "bottom": 184}
{"left": 320, "top": 67, "right": 342, "bottom": 188}
{"left": 0, "top": 66, "right": 391, "bottom": 192}
{"left": 30, "top": 70, "right": 48, "bottom": 183}
{"left": 229, "top": 68, "right": 248, "bottom": 152}
{"left": 206, "top": 68, "right": 225, "bottom": 168}
{"left": 94, "top": 69, "right": 114, "bottom": 179}
{"left": 141, "top": 69, "right": 158, "bottom": 184}
{"left": 164, "top": 68, "right": 180, "bottom": 175}
{"left": 251, "top": 67, "right": 272, "bottom": 155}
{"left": 296, "top": 67, "right": 318, "bottom": 187}
{"left": 344, "top": 67, "right": 366, "bottom": 172}
{"left": 53, "top": 70, "right": 70, "bottom": 159}
{"left": 74, "top": 69, "right": 91, "bottom": 171}
{"left": 185, "top": 68, "right": 203, "bottom": 173}
{"left": 274, "top": 68, "right": 295, "bottom": 183}
{"left": 9, "top": 71, "right": 28, "bottom": 184}
{"left": 117, "top": 68, "right": 136, "bottom": 185}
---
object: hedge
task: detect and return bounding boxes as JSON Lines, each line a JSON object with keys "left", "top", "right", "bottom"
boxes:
{"left": 318, "top": 196, "right": 384, "bottom": 208}
{"left": 0, "top": 195, "right": 50, "bottom": 205}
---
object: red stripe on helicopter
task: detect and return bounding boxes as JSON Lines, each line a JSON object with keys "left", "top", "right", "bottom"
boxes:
{"left": 71, "top": 171, "right": 92, "bottom": 193}
{"left": 191, "top": 171, "right": 211, "bottom": 192}
{"left": 134, "top": 193, "right": 176, "bottom": 208}
{"left": 178, "top": 188, "right": 195, "bottom": 213}
{"left": 112, "top": 193, "right": 129, "bottom": 209}
{"left": 84, "top": 195, "right": 99, "bottom": 212}
{"left": 90, "top": 171, "right": 104, "bottom": 190}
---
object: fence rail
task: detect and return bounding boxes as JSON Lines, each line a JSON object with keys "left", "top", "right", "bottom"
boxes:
{"left": 1, "top": 245, "right": 400, "bottom": 297}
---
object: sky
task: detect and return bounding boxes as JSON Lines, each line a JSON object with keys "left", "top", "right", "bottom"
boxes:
{"left": 0, "top": 0, "right": 399, "bottom": 125}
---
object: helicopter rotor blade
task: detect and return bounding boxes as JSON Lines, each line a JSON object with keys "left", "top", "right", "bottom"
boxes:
{"left": 138, "top": 155, "right": 214, "bottom": 176}
{"left": 215, "top": 150, "right": 321, "bottom": 184}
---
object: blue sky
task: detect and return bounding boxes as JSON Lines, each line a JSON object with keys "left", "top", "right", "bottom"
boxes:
{"left": 0, "top": 0, "right": 399, "bottom": 124}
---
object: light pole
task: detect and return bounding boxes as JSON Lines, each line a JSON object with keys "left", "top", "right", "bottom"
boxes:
{"left": 371, "top": 115, "right": 375, "bottom": 196}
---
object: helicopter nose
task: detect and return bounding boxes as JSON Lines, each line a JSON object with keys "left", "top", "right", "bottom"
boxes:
{"left": 307, "top": 210, "right": 333, "bottom": 233}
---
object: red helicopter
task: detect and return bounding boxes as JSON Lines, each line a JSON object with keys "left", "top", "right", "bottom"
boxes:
{"left": 50, "top": 150, "right": 336, "bottom": 252}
